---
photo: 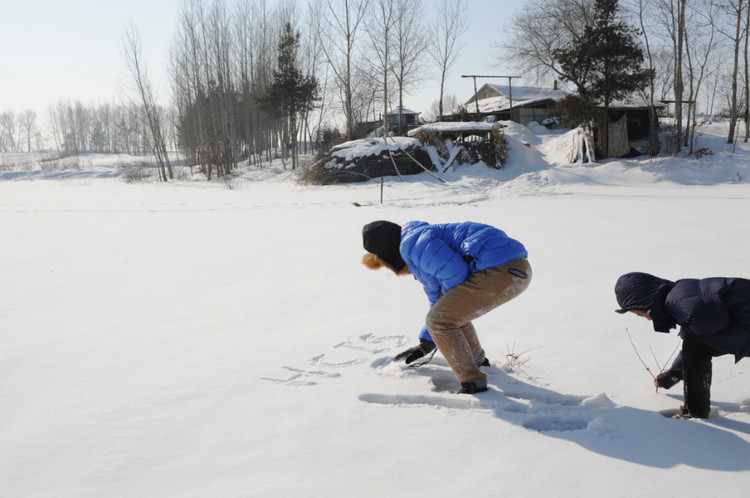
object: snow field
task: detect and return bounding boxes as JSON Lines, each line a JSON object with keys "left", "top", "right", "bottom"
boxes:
{"left": 2, "top": 120, "right": 750, "bottom": 497}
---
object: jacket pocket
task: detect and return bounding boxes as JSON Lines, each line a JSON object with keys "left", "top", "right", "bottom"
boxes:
{"left": 508, "top": 268, "right": 528, "bottom": 279}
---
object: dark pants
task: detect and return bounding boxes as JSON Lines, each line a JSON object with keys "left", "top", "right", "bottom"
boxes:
{"left": 681, "top": 335, "right": 722, "bottom": 418}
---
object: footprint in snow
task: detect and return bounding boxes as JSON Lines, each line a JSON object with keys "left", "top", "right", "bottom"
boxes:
{"left": 360, "top": 352, "right": 620, "bottom": 436}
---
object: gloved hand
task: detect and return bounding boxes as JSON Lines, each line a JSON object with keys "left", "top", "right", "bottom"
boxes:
{"left": 394, "top": 339, "right": 436, "bottom": 364}
{"left": 654, "top": 371, "right": 680, "bottom": 390}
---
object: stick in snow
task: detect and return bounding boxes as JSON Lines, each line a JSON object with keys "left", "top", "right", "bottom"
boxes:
{"left": 626, "top": 328, "right": 656, "bottom": 382}
{"left": 381, "top": 135, "right": 446, "bottom": 183}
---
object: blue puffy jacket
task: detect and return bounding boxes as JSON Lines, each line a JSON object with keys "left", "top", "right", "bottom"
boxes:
{"left": 399, "top": 221, "right": 528, "bottom": 341}
{"left": 615, "top": 272, "right": 750, "bottom": 361}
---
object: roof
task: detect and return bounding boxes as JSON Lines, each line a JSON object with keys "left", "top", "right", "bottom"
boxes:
{"left": 464, "top": 83, "right": 569, "bottom": 113}
{"left": 407, "top": 121, "right": 496, "bottom": 137}
{"left": 462, "top": 83, "right": 666, "bottom": 113}
{"left": 386, "top": 106, "right": 420, "bottom": 116}
{"left": 607, "top": 95, "right": 667, "bottom": 109}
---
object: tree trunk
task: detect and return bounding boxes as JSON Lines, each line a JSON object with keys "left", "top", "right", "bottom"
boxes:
{"left": 727, "top": 0, "right": 743, "bottom": 144}
{"left": 744, "top": 0, "right": 749, "bottom": 142}
{"left": 674, "top": 0, "right": 686, "bottom": 154}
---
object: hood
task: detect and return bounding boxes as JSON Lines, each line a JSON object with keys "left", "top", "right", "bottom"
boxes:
{"left": 615, "top": 272, "right": 676, "bottom": 332}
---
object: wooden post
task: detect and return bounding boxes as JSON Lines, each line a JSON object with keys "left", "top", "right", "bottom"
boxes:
{"left": 461, "top": 74, "right": 522, "bottom": 121}
{"left": 471, "top": 76, "right": 479, "bottom": 116}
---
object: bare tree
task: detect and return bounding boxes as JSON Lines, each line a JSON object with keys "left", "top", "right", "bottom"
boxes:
{"left": 496, "top": 0, "right": 596, "bottom": 86}
{"left": 429, "top": 0, "right": 468, "bottom": 121}
{"left": 232, "top": 0, "right": 280, "bottom": 166}
{"left": 646, "top": 0, "right": 690, "bottom": 153}
{"left": 47, "top": 101, "right": 141, "bottom": 154}
{"left": 675, "top": 0, "right": 687, "bottom": 149}
{"left": 302, "top": 1, "right": 331, "bottom": 152}
{"left": 744, "top": 0, "right": 749, "bottom": 142}
{"left": 390, "top": 0, "right": 427, "bottom": 134}
{"left": 316, "top": 0, "right": 370, "bottom": 140}
{"left": 628, "top": 0, "right": 660, "bottom": 154}
{"left": 428, "top": 93, "right": 458, "bottom": 121}
{"left": 122, "top": 22, "right": 173, "bottom": 181}
{"left": 47, "top": 101, "right": 91, "bottom": 154}
{"left": 171, "top": 0, "right": 215, "bottom": 175}
{"left": 0, "top": 111, "right": 18, "bottom": 152}
{"left": 683, "top": 0, "right": 719, "bottom": 153}
{"left": 716, "top": 0, "right": 746, "bottom": 143}
{"left": 365, "top": 0, "right": 396, "bottom": 132}
{"left": 18, "top": 109, "right": 38, "bottom": 152}
{"left": 47, "top": 104, "right": 64, "bottom": 153}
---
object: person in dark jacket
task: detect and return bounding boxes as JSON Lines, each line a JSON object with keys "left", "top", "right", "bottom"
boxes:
{"left": 615, "top": 272, "right": 750, "bottom": 418}
{"left": 362, "top": 220, "right": 531, "bottom": 394}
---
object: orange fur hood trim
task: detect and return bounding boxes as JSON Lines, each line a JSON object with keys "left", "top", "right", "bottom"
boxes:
{"left": 362, "top": 253, "right": 410, "bottom": 275}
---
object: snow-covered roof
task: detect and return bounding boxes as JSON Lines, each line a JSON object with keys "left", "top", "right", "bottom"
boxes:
{"left": 406, "top": 121, "right": 495, "bottom": 137}
{"left": 463, "top": 84, "right": 569, "bottom": 114}
{"left": 386, "top": 106, "right": 420, "bottom": 115}
{"left": 607, "top": 95, "right": 667, "bottom": 109}
{"left": 330, "top": 136, "right": 418, "bottom": 161}
{"left": 463, "top": 84, "right": 666, "bottom": 113}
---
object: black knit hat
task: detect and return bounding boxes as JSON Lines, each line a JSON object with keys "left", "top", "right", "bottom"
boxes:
{"left": 362, "top": 221, "right": 405, "bottom": 272}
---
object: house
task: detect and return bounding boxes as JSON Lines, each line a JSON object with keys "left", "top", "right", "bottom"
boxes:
{"left": 452, "top": 82, "right": 665, "bottom": 157}
{"left": 451, "top": 83, "right": 569, "bottom": 126}
{"left": 385, "top": 106, "right": 421, "bottom": 131}
{"left": 355, "top": 106, "right": 422, "bottom": 137}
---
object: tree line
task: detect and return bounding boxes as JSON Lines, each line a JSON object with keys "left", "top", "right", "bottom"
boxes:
{"left": 109, "top": 0, "right": 469, "bottom": 180}
{"left": 158, "top": 0, "right": 466, "bottom": 179}
{"left": 0, "top": 103, "right": 177, "bottom": 156}
{"left": 0, "top": 109, "right": 41, "bottom": 153}
{"left": 500, "top": 0, "right": 750, "bottom": 154}
{"left": 3, "top": 0, "right": 748, "bottom": 166}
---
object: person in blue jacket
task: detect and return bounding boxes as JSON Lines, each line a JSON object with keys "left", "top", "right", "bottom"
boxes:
{"left": 362, "top": 220, "right": 531, "bottom": 394}
{"left": 615, "top": 272, "right": 750, "bottom": 418}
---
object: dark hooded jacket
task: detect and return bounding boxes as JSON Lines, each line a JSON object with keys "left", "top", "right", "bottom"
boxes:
{"left": 615, "top": 272, "right": 750, "bottom": 362}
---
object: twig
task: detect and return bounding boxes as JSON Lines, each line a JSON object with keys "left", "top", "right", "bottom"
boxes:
{"left": 504, "top": 342, "right": 540, "bottom": 371}
{"left": 625, "top": 328, "right": 656, "bottom": 380}
{"left": 660, "top": 339, "right": 682, "bottom": 373}
{"left": 649, "top": 346, "right": 661, "bottom": 374}
{"left": 401, "top": 146, "right": 447, "bottom": 183}
{"left": 386, "top": 148, "right": 405, "bottom": 182}
{"left": 383, "top": 134, "right": 446, "bottom": 183}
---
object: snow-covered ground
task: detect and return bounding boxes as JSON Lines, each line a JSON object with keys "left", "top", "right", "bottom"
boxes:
{"left": 2, "top": 119, "right": 750, "bottom": 497}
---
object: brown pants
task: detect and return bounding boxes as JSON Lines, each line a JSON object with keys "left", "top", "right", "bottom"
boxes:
{"left": 426, "top": 258, "right": 532, "bottom": 383}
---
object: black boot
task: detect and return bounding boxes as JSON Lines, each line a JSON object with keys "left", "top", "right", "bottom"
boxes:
{"left": 672, "top": 405, "right": 701, "bottom": 419}
{"left": 457, "top": 379, "right": 488, "bottom": 394}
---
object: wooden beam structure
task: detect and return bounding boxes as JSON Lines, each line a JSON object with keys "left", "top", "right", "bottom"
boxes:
{"left": 461, "top": 75, "right": 522, "bottom": 117}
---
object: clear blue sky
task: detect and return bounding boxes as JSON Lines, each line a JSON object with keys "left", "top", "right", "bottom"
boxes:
{"left": 0, "top": 0, "right": 181, "bottom": 117}
{"left": 0, "top": 0, "right": 529, "bottom": 122}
